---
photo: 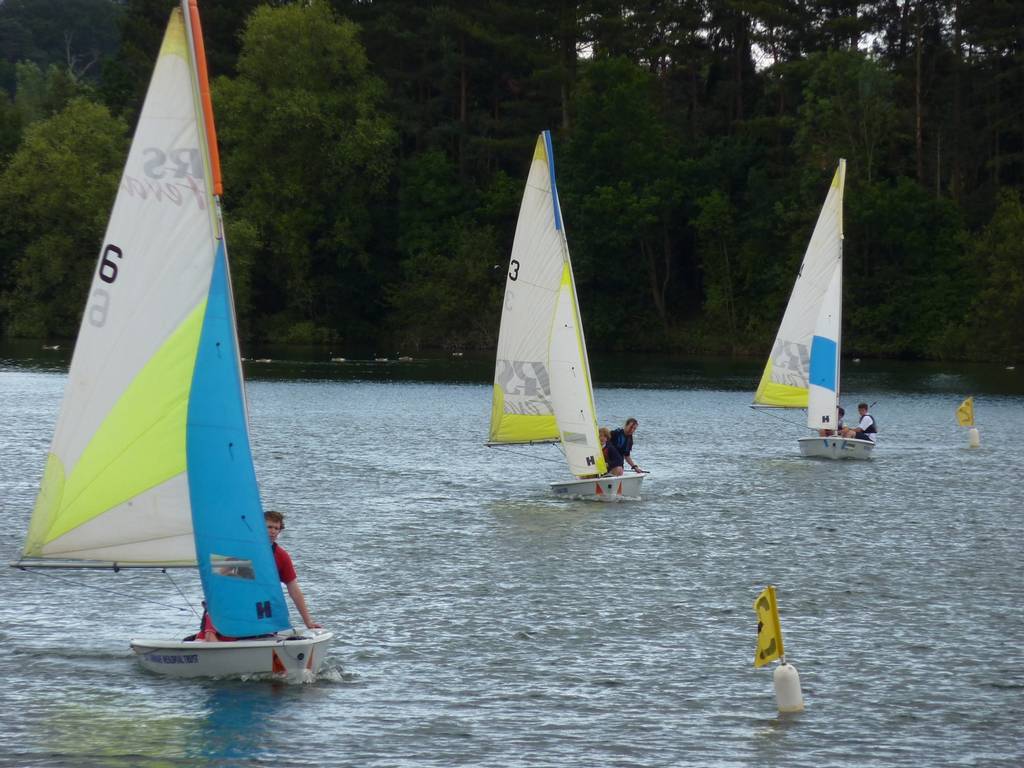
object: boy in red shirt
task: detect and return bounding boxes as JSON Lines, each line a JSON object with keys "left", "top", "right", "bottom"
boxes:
{"left": 196, "top": 509, "right": 320, "bottom": 641}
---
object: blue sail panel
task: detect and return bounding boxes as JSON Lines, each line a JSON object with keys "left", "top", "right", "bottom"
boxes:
{"left": 808, "top": 335, "right": 838, "bottom": 392}
{"left": 543, "top": 130, "right": 563, "bottom": 232}
{"left": 187, "top": 242, "right": 289, "bottom": 637}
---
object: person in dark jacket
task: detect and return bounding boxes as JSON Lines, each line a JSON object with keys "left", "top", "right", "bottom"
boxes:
{"left": 609, "top": 418, "right": 642, "bottom": 473}
{"left": 599, "top": 427, "right": 624, "bottom": 476}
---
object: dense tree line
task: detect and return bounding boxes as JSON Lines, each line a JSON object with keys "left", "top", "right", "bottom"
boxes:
{"left": 0, "top": 0, "right": 1021, "bottom": 361}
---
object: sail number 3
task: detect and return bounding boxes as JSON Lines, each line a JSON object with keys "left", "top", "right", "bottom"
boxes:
{"left": 88, "top": 244, "right": 123, "bottom": 328}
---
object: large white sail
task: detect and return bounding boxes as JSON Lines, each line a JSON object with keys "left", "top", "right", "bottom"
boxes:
{"left": 754, "top": 159, "right": 846, "bottom": 412}
{"left": 549, "top": 261, "right": 604, "bottom": 477}
{"left": 21, "top": 8, "right": 217, "bottom": 564}
{"left": 806, "top": 260, "right": 842, "bottom": 430}
{"left": 489, "top": 131, "right": 605, "bottom": 477}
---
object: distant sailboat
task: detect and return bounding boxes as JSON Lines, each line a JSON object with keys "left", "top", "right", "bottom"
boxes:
{"left": 11, "top": 0, "right": 333, "bottom": 678}
{"left": 487, "top": 131, "right": 644, "bottom": 498}
{"left": 752, "top": 159, "right": 874, "bottom": 459}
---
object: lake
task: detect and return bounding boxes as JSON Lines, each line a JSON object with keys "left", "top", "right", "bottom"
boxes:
{"left": 1, "top": 347, "right": 1021, "bottom": 767}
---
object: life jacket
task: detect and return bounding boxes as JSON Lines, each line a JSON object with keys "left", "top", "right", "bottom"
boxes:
{"left": 863, "top": 415, "right": 877, "bottom": 434}
{"left": 610, "top": 428, "right": 631, "bottom": 455}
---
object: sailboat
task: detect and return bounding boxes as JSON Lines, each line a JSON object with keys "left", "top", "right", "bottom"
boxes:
{"left": 11, "top": 0, "right": 333, "bottom": 678}
{"left": 487, "top": 131, "right": 645, "bottom": 498}
{"left": 752, "top": 158, "right": 874, "bottom": 459}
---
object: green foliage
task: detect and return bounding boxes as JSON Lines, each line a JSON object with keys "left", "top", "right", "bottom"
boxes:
{"left": 213, "top": 0, "right": 396, "bottom": 344}
{"left": 846, "top": 177, "right": 967, "bottom": 357}
{"left": 0, "top": 0, "right": 1020, "bottom": 360}
{"left": 386, "top": 149, "right": 505, "bottom": 350}
{"left": 562, "top": 56, "right": 683, "bottom": 346}
{"left": 0, "top": 98, "right": 126, "bottom": 338}
{"left": 0, "top": 0, "right": 124, "bottom": 93}
{"left": 0, "top": 90, "right": 21, "bottom": 163}
{"left": 795, "top": 50, "right": 902, "bottom": 183}
{"left": 945, "top": 190, "right": 1024, "bottom": 362}
{"left": 694, "top": 190, "right": 739, "bottom": 350}
{"left": 387, "top": 221, "right": 504, "bottom": 351}
{"left": 13, "top": 62, "right": 92, "bottom": 124}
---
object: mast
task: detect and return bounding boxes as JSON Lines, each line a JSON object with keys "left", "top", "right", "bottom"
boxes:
{"left": 835, "top": 158, "right": 846, "bottom": 418}
{"left": 179, "top": 0, "right": 290, "bottom": 637}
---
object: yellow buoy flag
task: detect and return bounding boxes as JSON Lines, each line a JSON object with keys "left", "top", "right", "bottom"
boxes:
{"left": 956, "top": 396, "right": 975, "bottom": 427}
{"left": 753, "top": 585, "right": 785, "bottom": 668}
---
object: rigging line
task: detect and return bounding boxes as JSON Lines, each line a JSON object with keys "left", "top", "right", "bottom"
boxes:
{"left": 753, "top": 407, "right": 813, "bottom": 430}
{"left": 162, "top": 568, "right": 201, "bottom": 620}
{"left": 17, "top": 567, "right": 194, "bottom": 613}
{"left": 486, "top": 445, "right": 567, "bottom": 464}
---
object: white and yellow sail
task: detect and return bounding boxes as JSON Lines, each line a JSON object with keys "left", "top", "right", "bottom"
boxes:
{"left": 754, "top": 159, "right": 846, "bottom": 432}
{"left": 489, "top": 131, "right": 605, "bottom": 477}
{"left": 21, "top": 7, "right": 218, "bottom": 565}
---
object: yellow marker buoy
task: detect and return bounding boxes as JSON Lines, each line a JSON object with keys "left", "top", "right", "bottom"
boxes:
{"left": 956, "top": 396, "right": 980, "bottom": 448}
{"left": 754, "top": 585, "right": 805, "bottom": 713}
{"left": 773, "top": 662, "right": 805, "bottom": 712}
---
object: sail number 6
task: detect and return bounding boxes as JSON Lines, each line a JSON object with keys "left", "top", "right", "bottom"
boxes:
{"left": 88, "top": 244, "right": 123, "bottom": 327}
{"left": 99, "top": 244, "right": 123, "bottom": 284}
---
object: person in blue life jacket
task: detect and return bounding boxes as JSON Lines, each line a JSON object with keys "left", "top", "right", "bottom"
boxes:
{"left": 846, "top": 402, "right": 877, "bottom": 442}
{"left": 599, "top": 427, "right": 624, "bottom": 476}
{"left": 609, "top": 418, "right": 643, "bottom": 473}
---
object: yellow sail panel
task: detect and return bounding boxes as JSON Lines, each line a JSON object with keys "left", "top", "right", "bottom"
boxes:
{"left": 955, "top": 396, "right": 974, "bottom": 427}
{"left": 533, "top": 135, "right": 547, "bottom": 163}
{"left": 160, "top": 8, "right": 188, "bottom": 60}
{"left": 24, "top": 303, "right": 205, "bottom": 553}
{"left": 24, "top": 454, "right": 67, "bottom": 558}
{"left": 489, "top": 384, "right": 559, "bottom": 443}
{"left": 753, "top": 360, "right": 808, "bottom": 408}
{"left": 753, "top": 585, "right": 785, "bottom": 668}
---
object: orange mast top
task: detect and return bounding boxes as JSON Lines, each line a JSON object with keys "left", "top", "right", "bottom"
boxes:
{"left": 187, "top": 0, "right": 222, "bottom": 195}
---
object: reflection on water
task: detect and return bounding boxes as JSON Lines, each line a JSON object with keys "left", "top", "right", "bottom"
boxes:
{"left": 1, "top": 347, "right": 1022, "bottom": 767}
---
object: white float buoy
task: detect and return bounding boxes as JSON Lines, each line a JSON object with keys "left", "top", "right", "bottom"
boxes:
{"left": 968, "top": 427, "right": 980, "bottom": 448}
{"left": 773, "top": 662, "right": 805, "bottom": 713}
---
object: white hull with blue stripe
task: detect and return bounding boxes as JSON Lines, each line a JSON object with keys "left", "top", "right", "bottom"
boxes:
{"left": 797, "top": 436, "right": 874, "bottom": 460}
{"left": 550, "top": 473, "right": 645, "bottom": 500}
{"left": 131, "top": 629, "right": 333, "bottom": 680}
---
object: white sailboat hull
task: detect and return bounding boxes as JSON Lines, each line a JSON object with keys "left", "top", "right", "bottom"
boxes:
{"left": 130, "top": 628, "right": 333, "bottom": 680}
{"left": 550, "top": 474, "right": 645, "bottom": 500}
{"left": 797, "top": 436, "right": 875, "bottom": 460}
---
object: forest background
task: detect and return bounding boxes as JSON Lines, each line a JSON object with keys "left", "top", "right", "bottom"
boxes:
{"left": 0, "top": 0, "right": 1021, "bottom": 362}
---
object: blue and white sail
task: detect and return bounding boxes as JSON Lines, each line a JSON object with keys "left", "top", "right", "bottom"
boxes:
{"left": 754, "top": 158, "right": 846, "bottom": 434}
{"left": 18, "top": 1, "right": 289, "bottom": 638}
{"left": 807, "top": 259, "right": 842, "bottom": 431}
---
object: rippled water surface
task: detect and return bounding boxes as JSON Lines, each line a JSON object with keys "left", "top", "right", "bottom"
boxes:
{"left": 1, "top": 350, "right": 1022, "bottom": 767}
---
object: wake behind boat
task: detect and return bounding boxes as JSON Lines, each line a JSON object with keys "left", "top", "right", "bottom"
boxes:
{"left": 11, "top": 0, "right": 332, "bottom": 680}
{"left": 751, "top": 159, "right": 874, "bottom": 460}
{"left": 486, "top": 131, "right": 644, "bottom": 500}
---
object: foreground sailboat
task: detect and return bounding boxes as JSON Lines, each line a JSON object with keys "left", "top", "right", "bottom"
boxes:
{"left": 487, "top": 131, "right": 644, "bottom": 499}
{"left": 11, "top": 0, "right": 332, "bottom": 678}
{"left": 752, "top": 159, "right": 873, "bottom": 459}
